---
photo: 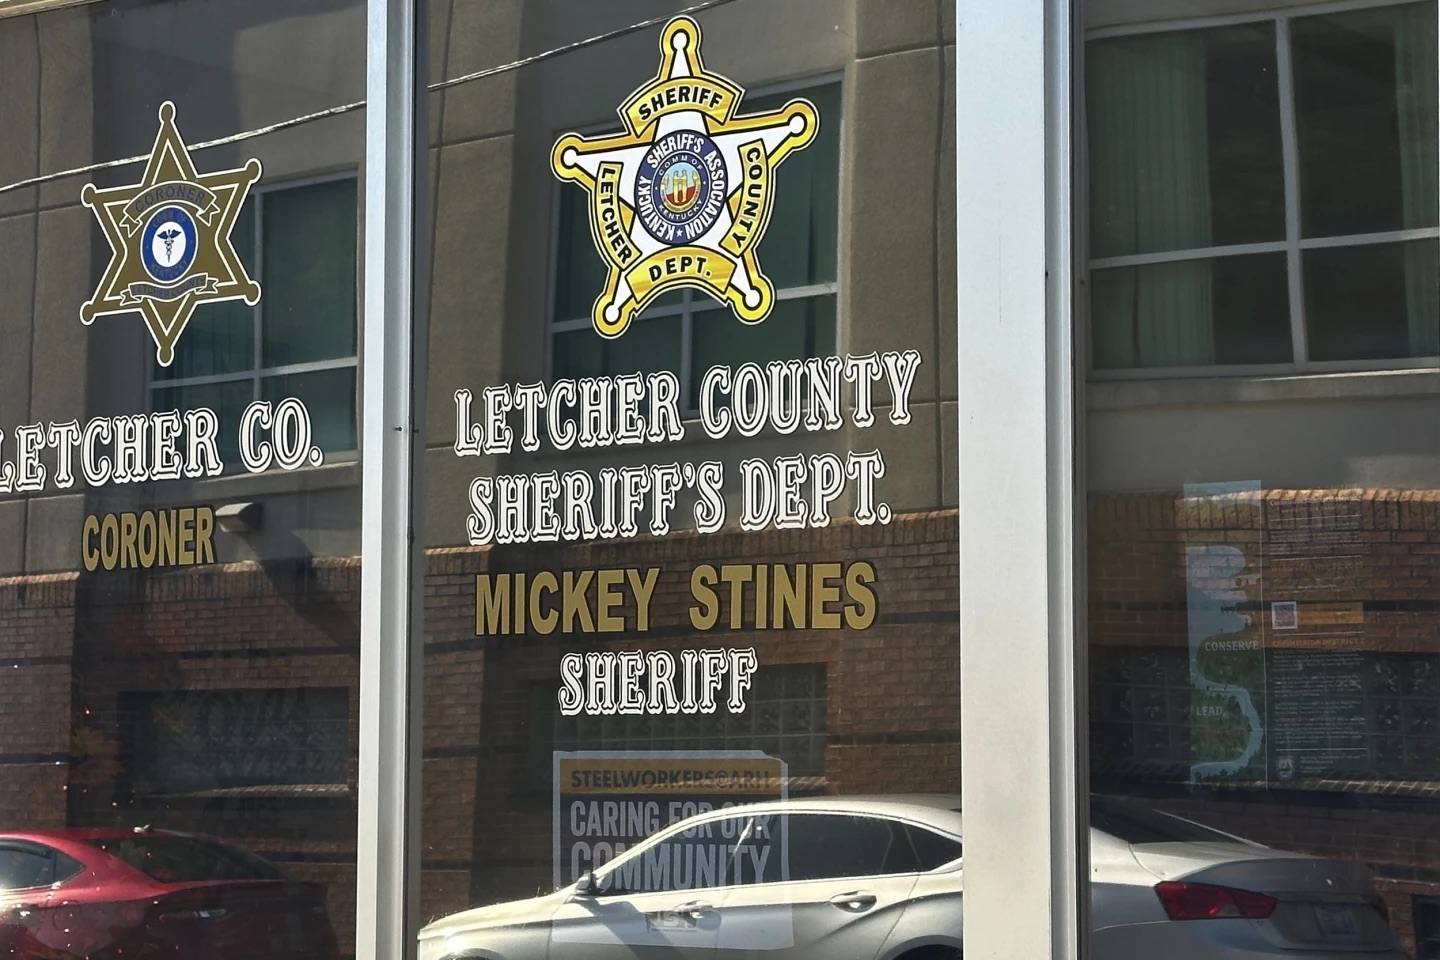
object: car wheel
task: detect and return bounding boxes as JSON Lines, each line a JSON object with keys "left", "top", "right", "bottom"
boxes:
{"left": 898, "top": 948, "right": 962, "bottom": 960}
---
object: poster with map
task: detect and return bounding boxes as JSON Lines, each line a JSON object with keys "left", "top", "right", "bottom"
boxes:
{"left": 1184, "top": 481, "right": 1267, "bottom": 786}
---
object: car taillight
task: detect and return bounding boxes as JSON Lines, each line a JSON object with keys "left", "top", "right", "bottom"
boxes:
{"left": 1155, "top": 881, "right": 1277, "bottom": 920}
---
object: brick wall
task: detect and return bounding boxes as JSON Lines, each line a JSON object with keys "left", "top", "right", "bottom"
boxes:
{"left": 1091, "top": 488, "right": 1440, "bottom": 654}
{"left": 0, "top": 511, "right": 965, "bottom": 948}
{"left": 0, "top": 493, "right": 1435, "bottom": 953}
{"left": 0, "top": 560, "right": 363, "bottom": 955}
{"left": 0, "top": 573, "right": 77, "bottom": 829}
{"left": 1089, "top": 488, "right": 1440, "bottom": 953}
{"left": 418, "top": 511, "right": 962, "bottom": 921}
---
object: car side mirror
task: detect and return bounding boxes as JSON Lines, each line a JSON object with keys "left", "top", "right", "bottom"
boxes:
{"left": 574, "top": 871, "right": 597, "bottom": 897}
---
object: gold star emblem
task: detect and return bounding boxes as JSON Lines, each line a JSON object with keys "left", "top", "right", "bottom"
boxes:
{"left": 81, "top": 101, "right": 262, "bottom": 366}
{"left": 552, "top": 16, "right": 818, "bottom": 339}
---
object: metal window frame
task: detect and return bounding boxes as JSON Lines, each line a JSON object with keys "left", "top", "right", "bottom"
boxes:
{"left": 1087, "top": 0, "right": 1424, "bottom": 38}
{"left": 957, "top": 1, "right": 1083, "bottom": 960}
{"left": 1089, "top": 228, "right": 1440, "bottom": 270}
{"left": 357, "top": 0, "right": 426, "bottom": 958}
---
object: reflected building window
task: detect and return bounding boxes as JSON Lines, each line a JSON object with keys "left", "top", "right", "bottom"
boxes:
{"left": 531, "top": 664, "right": 827, "bottom": 785}
{"left": 149, "top": 176, "right": 360, "bottom": 465}
{"left": 1418, "top": 897, "right": 1440, "bottom": 959}
{"left": 1087, "top": 1, "right": 1438, "bottom": 372}
{"left": 120, "top": 687, "right": 350, "bottom": 797}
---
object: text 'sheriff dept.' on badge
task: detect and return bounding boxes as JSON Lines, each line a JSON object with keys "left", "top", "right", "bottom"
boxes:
{"left": 551, "top": 16, "right": 818, "bottom": 339}
{"left": 81, "top": 101, "right": 262, "bottom": 366}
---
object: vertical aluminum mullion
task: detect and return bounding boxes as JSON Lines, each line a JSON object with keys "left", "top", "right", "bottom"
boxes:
{"left": 1049, "top": 0, "right": 1086, "bottom": 954}
{"left": 357, "top": 0, "right": 424, "bottom": 957}
{"left": 254, "top": 196, "right": 265, "bottom": 402}
{"left": 1277, "top": 16, "right": 1310, "bottom": 368}
{"left": 1068, "top": 0, "right": 1092, "bottom": 950}
{"left": 957, "top": 0, "right": 1081, "bottom": 958}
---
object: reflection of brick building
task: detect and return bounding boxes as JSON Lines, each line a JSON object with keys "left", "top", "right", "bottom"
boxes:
{"left": 419, "top": 511, "right": 960, "bottom": 920}
{"left": 0, "top": 575, "right": 77, "bottom": 831}
{"left": 1090, "top": 488, "right": 1440, "bottom": 954}
{"left": 13, "top": 484, "right": 1436, "bottom": 953}
{"left": 0, "top": 562, "right": 363, "bottom": 951}
{"left": 0, "top": 509, "right": 962, "bottom": 954}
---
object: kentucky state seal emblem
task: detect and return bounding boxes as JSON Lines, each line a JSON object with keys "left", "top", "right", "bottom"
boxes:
{"left": 81, "top": 101, "right": 262, "bottom": 366}
{"left": 552, "top": 16, "right": 818, "bottom": 339}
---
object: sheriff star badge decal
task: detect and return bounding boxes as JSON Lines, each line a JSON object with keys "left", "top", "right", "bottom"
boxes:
{"left": 81, "top": 101, "right": 262, "bottom": 367}
{"left": 552, "top": 15, "right": 818, "bottom": 339}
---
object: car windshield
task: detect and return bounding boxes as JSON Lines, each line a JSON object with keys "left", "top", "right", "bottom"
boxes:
{"left": 89, "top": 834, "right": 288, "bottom": 883}
{"left": 1088, "top": 796, "right": 1246, "bottom": 845}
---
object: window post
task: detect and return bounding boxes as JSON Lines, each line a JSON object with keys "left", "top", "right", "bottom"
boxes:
{"left": 357, "top": 0, "right": 426, "bottom": 956}
{"left": 956, "top": 0, "right": 1082, "bottom": 956}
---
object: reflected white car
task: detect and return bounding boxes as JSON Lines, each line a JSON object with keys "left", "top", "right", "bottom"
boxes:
{"left": 418, "top": 794, "right": 1408, "bottom": 960}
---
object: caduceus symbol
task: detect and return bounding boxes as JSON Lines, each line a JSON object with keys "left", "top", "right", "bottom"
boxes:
{"left": 159, "top": 226, "right": 181, "bottom": 259}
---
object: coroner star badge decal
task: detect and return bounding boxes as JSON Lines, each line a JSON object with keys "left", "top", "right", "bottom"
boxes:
{"left": 81, "top": 101, "right": 262, "bottom": 366}
{"left": 551, "top": 15, "right": 818, "bottom": 339}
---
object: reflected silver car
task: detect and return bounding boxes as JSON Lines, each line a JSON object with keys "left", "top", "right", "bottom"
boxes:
{"left": 418, "top": 794, "right": 1407, "bottom": 960}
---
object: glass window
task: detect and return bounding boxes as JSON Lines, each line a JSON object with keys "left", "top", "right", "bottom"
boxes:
{"left": 121, "top": 688, "right": 350, "bottom": 795}
{"left": 906, "top": 825, "right": 963, "bottom": 871}
{"left": 0, "top": 844, "right": 80, "bottom": 890}
{"left": 0, "top": 1, "right": 364, "bottom": 955}
{"left": 1418, "top": 897, "right": 1440, "bottom": 959}
{"left": 1085, "top": 4, "right": 1440, "bottom": 957}
{"left": 0, "top": 847, "right": 56, "bottom": 890}
{"left": 1088, "top": 23, "right": 1285, "bottom": 260}
{"left": 531, "top": 665, "right": 828, "bottom": 786}
{"left": 1090, "top": 253, "right": 1292, "bottom": 369}
{"left": 783, "top": 814, "right": 922, "bottom": 881}
{"left": 1088, "top": 2, "right": 1439, "bottom": 371}
{"left": 1292, "top": 4, "right": 1438, "bottom": 238}
{"left": 150, "top": 177, "right": 360, "bottom": 461}
{"left": 1305, "top": 237, "right": 1438, "bottom": 362}
{"left": 418, "top": 6, "right": 958, "bottom": 958}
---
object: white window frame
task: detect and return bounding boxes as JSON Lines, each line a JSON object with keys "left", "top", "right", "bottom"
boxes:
{"left": 1084, "top": 0, "right": 1440, "bottom": 380}
{"left": 957, "top": 0, "right": 1082, "bottom": 956}
{"left": 147, "top": 170, "right": 363, "bottom": 455}
{"left": 543, "top": 72, "right": 844, "bottom": 413}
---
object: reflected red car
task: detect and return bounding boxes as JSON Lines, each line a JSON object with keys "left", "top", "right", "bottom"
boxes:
{"left": 0, "top": 827, "right": 339, "bottom": 959}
